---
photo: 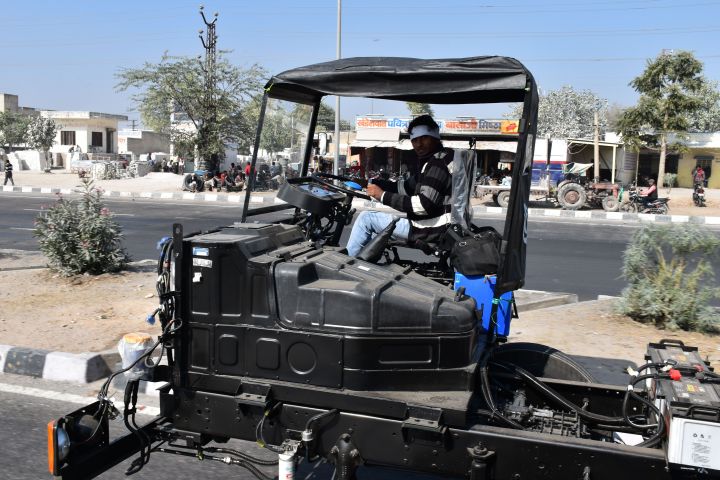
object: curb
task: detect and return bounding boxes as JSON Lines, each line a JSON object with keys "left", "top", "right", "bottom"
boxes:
{"left": 0, "top": 289, "right": 579, "bottom": 385}
{"left": 4, "top": 185, "right": 720, "bottom": 224}
{"left": 1, "top": 184, "right": 281, "bottom": 206}
{"left": 354, "top": 199, "right": 720, "bottom": 225}
{"left": 0, "top": 345, "right": 114, "bottom": 383}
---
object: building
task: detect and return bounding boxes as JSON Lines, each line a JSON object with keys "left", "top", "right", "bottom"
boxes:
{"left": 349, "top": 116, "right": 520, "bottom": 177}
{"left": 118, "top": 129, "right": 170, "bottom": 157}
{"left": 43, "top": 110, "right": 128, "bottom": 161}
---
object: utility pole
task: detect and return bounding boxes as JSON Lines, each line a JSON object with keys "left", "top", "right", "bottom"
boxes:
{"left": 130, "top": 119, "right": 138, "bottom": 131}
{"left": 593, "top": 111, "right": 600, "bottom": 183}
{"left": 333, "top": 0, "right": 341, "bottom": 176}
{"left": 199, "top": 5, "right": 218, "bottom": 171}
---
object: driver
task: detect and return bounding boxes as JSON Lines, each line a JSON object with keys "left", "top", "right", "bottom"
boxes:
{"left": 346, "top": 114, "right": 452, "bottom": 256}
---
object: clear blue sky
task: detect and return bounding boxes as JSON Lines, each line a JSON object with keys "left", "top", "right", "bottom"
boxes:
{"left": 3, "top": 0, "right": 720, "bottom": 126}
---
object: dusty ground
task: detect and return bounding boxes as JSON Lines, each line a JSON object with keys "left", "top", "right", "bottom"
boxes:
{"left": 0, "top": 250, "right": 161, "bottom": 353}
{"left": 1, "top": 250, "right": 718, "bottom": 370}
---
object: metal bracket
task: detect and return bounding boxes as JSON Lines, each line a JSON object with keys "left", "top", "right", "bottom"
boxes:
{"left": 236, "top": 382, "right": 271, "bottom": 409}
{"left": 402, "top": 406, "right": 446, "bottom": 435}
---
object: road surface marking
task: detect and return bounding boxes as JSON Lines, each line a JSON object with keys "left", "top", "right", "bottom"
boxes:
{"left": 10, "top": 227, "right": 35, "bottom": 231}
{"left": 0, "top": 382, "right": 160, "bottom": 416}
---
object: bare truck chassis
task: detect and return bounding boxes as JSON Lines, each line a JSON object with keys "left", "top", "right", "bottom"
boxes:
{"left": 48, "top": 56, "right": 720, "bottom": 480}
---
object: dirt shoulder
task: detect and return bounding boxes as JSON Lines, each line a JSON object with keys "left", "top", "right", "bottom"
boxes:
{"left": 0, "top": 250, "right": 161, "bottom": 354}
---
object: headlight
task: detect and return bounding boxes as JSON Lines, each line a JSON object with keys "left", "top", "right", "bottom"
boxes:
{"left": 47, "top": 419, "right": 70, "bottom": 475}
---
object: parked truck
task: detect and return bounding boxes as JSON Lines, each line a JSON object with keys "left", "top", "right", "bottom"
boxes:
{"left": 48, "top": 56, "right": 719, "bottom": 480}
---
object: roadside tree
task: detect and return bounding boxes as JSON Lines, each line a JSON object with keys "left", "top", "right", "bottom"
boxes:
{"left": 507, "top": 85, "right": 607, "bottom": 139}
{"left": 116, "top": 52, "right": 266, "bottom": 172}
{"left": 617, "top": 51, "right": 706, "bottom": 187}
{"left": 686, "top": 79, "right": 720, "bottom": 133}
{"left": 406, "top": 102, "right": 435, "bottom": 117}
{"left": 26, "top": 115, "right": 59, "bottom": 171}
{"left": 0, "top": 111, "right": 30, "bottom": 152}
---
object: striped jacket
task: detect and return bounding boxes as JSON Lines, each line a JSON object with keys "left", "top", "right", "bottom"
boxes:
{"left": 375, "top": 149, "right": 453, "bottom": 245}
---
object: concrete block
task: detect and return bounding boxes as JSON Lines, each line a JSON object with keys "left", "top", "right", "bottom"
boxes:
{"left": 0, "top": 344, "right": 11, "bottom": 372}
{"left": 3, "top": 347, "right": 47, "bottom": 377}
{"left": 42, "top": 351, "right": 112, "bottom": 383}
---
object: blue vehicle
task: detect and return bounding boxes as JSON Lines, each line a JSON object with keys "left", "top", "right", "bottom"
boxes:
{"left": 531, "top": 160, "right": 565, "bottom": 186}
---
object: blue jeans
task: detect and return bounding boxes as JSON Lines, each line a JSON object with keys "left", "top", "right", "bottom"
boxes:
{"left": 346, "top": 211, "right": 410, "bottom": 257}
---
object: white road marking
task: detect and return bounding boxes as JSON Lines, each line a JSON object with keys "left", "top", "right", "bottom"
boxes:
{"left": 10, "top": 227, "right": 35, "bottom": 231}
{"left": 0, "top": 382, "right": 160, "bottom": 416}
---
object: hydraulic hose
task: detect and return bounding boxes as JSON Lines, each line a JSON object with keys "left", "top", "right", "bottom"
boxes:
{"left": 491, "top": 361, "right": 628, "bottom": 426}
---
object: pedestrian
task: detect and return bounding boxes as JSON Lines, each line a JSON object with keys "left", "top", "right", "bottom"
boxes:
{"left": 4, "top": 159, "right": 14, "bottom": 186}
{"left": 346, "top": 114, "right": 453, "bottom": 257}
{"left": 178, "top": 157, "right": 185, "bottom": 175}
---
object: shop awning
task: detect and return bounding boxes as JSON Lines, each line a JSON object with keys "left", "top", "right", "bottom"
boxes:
{"left": 349, "top": 138, "right": 517, "bottom": 153}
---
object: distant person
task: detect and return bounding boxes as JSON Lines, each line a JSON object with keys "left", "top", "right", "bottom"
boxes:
{"left": 4, "top": 159, "right": 14, "bottom": 186}
{"left": 244, "top": 161, "right": 251, "bottom": 178}
{"left": 639, "top": 178, "right": 657, "bottom": 207}
{"left": 178, "top": 157, "right": 185, "bottom": 175}
{"left": 693, "top": 165, "right": 706, "bottom": 187}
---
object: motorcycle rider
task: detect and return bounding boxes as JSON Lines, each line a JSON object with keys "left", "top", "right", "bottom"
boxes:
{"left": 693, "top": 165, "right": 706, "bottom": 187}
{"left": 639, "top": 178, "right": 657, "bottom": 209}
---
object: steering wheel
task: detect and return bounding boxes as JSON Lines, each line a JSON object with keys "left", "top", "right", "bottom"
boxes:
{"left": 312, "top": 172, "right": 372, "bottom": 200}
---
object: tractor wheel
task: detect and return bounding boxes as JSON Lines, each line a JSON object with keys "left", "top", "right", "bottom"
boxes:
{"left": 557, "top": 183, "right": 587, "bottom": 210}
{"left": 496, "top": 190, "right": 510, "bottom": 208}
{"left": 601, "top": 195, "right": 620, "bottom": 212}
{"left": 489, "top": 342, "right": 596, "bottom": 382}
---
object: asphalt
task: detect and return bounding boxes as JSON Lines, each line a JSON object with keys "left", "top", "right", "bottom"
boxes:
{"left": 0, "top": 170, "right": 717, "bottom": 385}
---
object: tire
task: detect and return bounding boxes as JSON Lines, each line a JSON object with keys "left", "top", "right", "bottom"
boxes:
{"left": 620, "top": 201, "right": 637, "bottom": 213}
{"left": 496, "top": 190, "right": 511, "bottom": 208}
{"left": 490, "top": 342, "right": 596, "bottom": 382}
{"left": 556, "top": 183, "right": 587, "bottom": 210}
{"left": 601, "top": 195, "right": 620, "bottom": 212}
{"left": 657, "top": 203, "right": 669, "bottom": 215}
{"left": 182, "top": 173, "right": 204, "bottom": 192}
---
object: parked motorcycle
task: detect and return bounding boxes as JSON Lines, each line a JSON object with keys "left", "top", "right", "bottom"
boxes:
{"left": 620, "top": 187, "right": 670, "bottom": 214}
{"left": 693, "top": 183, "right": 706, "bottom": 207}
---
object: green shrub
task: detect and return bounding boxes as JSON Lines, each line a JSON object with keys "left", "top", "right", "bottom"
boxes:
{"left": 34, "top": 179, "right": 129, "bottom": 276}
{"left": 663, "top": 173, "right": 677, "bottom": 188}
{"left": 618, "top": 224, "right": 720, "bottom": 333}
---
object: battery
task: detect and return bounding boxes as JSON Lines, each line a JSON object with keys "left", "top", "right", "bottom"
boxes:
{"left": 647, "top": 342, "right": 720, "bottom": 473}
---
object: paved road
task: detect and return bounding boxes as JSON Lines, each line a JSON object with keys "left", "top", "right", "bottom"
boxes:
{"left": 2, "top": 193, "right": 719, "bottom": 300}
{"left": 0, "top": 381, "right": 440, "bottom": 480}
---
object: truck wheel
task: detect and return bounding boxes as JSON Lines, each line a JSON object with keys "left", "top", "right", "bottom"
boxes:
{"left": 496, "top": 191, "right": 510, "bottom": 208}
{"left": 601, "top": 195, "right": 619, "bottom": 212}
{"left": 490, "top": 342, "right": 595, "bottom": 382}
{"left": 557, "top": 183, "right": 586, "bottom": 210}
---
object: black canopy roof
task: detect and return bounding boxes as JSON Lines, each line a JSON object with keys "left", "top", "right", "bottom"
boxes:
{"left": 265, "top": 56, "right": 532, "bottom": 105}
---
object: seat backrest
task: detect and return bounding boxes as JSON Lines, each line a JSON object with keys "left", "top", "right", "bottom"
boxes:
{"left": 446, "top": 148, "right": 477, "bottom": 230}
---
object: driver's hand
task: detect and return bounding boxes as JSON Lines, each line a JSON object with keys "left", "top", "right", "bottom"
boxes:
{"left": 367, "top": 184, "right": 384, "bottom": 201}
